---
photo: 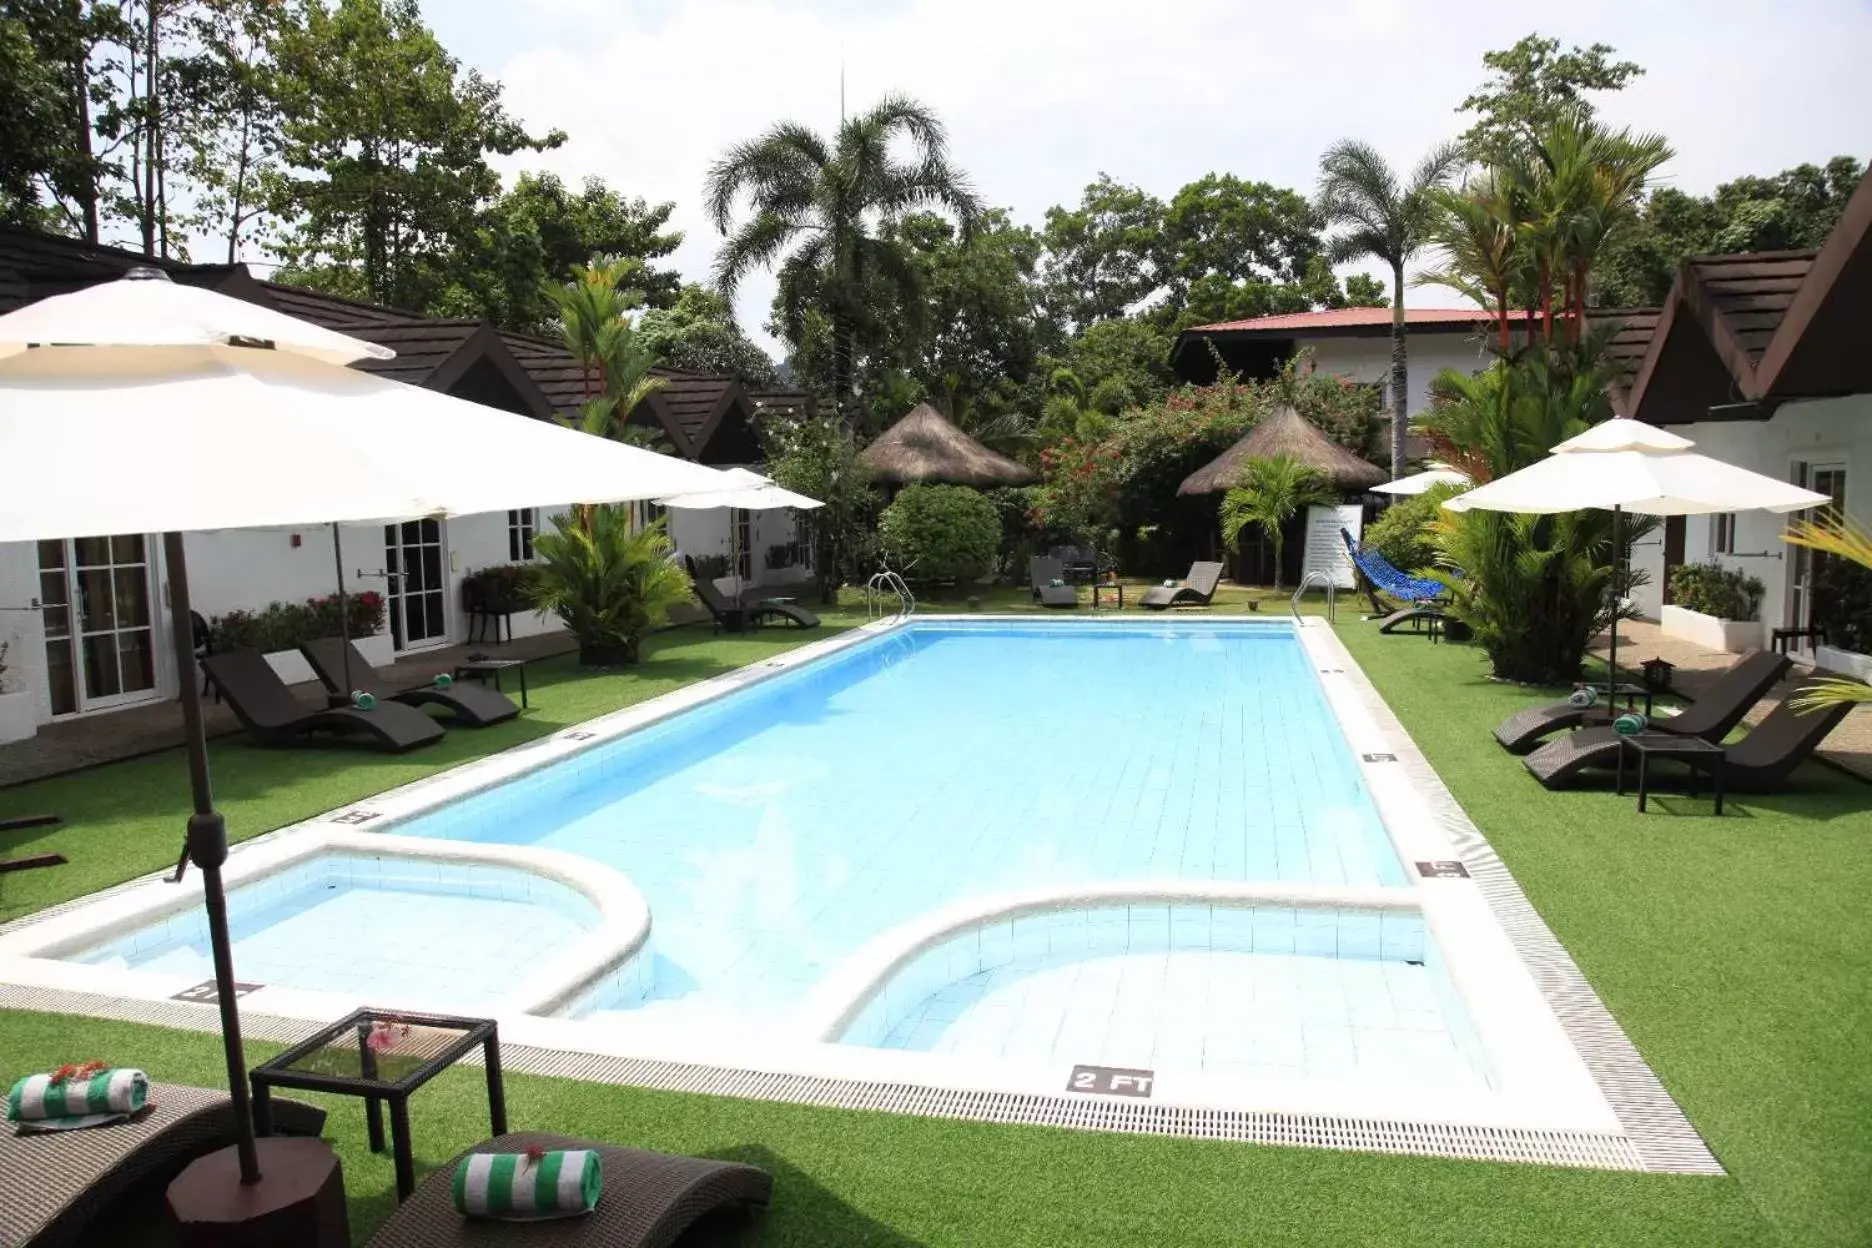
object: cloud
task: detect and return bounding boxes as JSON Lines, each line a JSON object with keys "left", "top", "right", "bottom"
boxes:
{"left": 434, "top": 0, "right": 1872, "bottom": 356}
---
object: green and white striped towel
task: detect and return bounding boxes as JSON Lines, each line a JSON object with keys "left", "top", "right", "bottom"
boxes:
{"left": 7, "top": 1068, "right": 149, "bottom": 1131}
{"left": 451, "top": 1149, "right": 602, "bottom": 1220}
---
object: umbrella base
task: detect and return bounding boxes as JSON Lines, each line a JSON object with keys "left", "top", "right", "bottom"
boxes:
{"left": 167, "top": 1136, "right": 349, "bottom": 1248}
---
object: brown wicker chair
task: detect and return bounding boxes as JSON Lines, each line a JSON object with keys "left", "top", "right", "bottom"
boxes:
{"left": 363, "top": 1131, "right": 772, "bottom": 1248}
{"left": 0, "top": 1082, "right": 326, "bottom": 1248}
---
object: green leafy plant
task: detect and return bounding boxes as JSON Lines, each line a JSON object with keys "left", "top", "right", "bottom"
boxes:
{"left": 524, "top": 510, "right": 690, "bottom": 667}
{"left": 1784, "top": 513, "right": 1872, "bottom": 710}
{"left": 210, "top": 592, "right": 385, "bottom": 653}
{"left": 877, "top": 484, "right": 1001, "bottom": 583}
{"left": 1668, "top": 561, "right": 1765, "bottom": 622}
{"left": 1362, "top": 483, "right": 1464, "bottom": 575}
{"left": 1220, "top": 454, "right": 1335, "bottom": 590}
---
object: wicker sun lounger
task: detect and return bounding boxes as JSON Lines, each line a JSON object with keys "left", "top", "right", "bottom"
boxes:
{"left": 202, "top": 648, "right": 446, "bottom": 753}
{"left": 1138, "top": 562, "right": 1223, "bottom": 610}
{"left": 300, "top": 637, "right": 520, "bottom": 728}
{"left": 1525, "top": 695, "right": 1852, "bottom": 790}
{"left": 1497, "top": 649, "right": 1789, "bottom": 754}
{"left": 685, "top": 560, "right": 820, "bottom": 633}
{"left": 364, "top": 1131, "right": 772, "bottom": 1248}
{"left": 0, "top": 1082, "right": 326, "bottom": 1248}
{"left": 1029, "top": 557, "right": 1079, "bottom": 608}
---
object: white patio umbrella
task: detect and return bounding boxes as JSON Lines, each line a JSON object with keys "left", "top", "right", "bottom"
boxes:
{"left": 0, "top": 268, "right": 729, "bottom": 1193}
{"left": 1374, "top": 466, "right": 1470, "bottom": 495}
{"left": 1443, "top": 418, "right": 1830, "bottom": 682}
{"left": 658, "top": 467, "right": 823, "bottom": 596}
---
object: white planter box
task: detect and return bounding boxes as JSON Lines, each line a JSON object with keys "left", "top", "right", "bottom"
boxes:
{"left": 1660, "top": 605, "right": 1760, "bottom": 653}
{"left": 0, "top": 690, "right": 37, "bottom": 745}
{"left": 262, "top": 632, "right": 395, "bottom": 687}
{"left": 1815, "top": 645, "right": 1872, "bottom": 685}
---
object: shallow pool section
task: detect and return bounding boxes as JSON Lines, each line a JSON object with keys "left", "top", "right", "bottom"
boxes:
{"left": 403, "top": 621, "right": 1401, "bottom": 1028}
{"left": 74, "top": 853, "right": 597, "bottom": 1010}
{"left": 835, "top": 901, "right": 1488, "bottom": 1090}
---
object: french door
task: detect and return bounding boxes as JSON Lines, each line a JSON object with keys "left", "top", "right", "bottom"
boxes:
{"left": 1788, "top": 460, "right": 1848, "bottom": 636}
{"left": 38, "top": 535, "right": 161, "bottom": 715}
{"left": 384, "top": 518, "right": 448, "bottom": 650}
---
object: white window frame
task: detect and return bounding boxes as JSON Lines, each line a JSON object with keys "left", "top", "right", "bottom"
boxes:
{"left": 507, "top": 508, "right": 538, "bottom": 563}
{"left": 1710, "top": 512, "right": 1737, "bottom": 556}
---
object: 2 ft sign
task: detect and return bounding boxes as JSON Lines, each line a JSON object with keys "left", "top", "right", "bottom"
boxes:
{"left": 1067, "top": 1065, "right": 1155, "bottom": 1098}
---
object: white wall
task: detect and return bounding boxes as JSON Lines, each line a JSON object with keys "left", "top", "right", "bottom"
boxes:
{"left": 1304, "top": 332, "right": 1490, "bottom": 419}
{"left": 1672, "top": 394, "right": 1870, "bottom": 644}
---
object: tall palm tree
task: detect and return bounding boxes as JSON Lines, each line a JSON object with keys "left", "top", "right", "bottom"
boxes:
{"left": 705, "top": 94, "right": 982, "bottom": 422}
{"left": 1416, "top": 170, "right": 1523, "bottom": 356}
{"left": 1317, "top": 139, "right": 1466, "bottom": 479}
{"left": 1221, "top": 454, "right": 1337, "bottom": 590}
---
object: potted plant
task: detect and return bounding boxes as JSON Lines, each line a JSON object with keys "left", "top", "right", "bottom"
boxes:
{"left": 525, "top": 508, "right": 691, "bottom": 666}
{"left": 1662, "top": 561, "right": 1765, "bottom": 652}
{"left": 210, "top": 591, "right": 391, "bottom": 683}
{"left": 0, "top": 641, "right": 37, "bottom": 745}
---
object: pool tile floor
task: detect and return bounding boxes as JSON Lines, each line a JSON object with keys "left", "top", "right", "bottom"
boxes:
{"left": 878, "top": 949, "right": 1490, "bottom": 1089}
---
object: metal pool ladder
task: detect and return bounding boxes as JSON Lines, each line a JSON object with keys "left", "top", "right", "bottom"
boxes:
{"left": 866, "top": 566, "right": 916, "bottom": 621}
{"left": 1292, "top": 571, "right": 1337, "bottom": 623}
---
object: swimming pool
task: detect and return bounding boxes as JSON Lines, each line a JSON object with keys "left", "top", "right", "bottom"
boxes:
{"left": 398, "top": 620, "right": 1402, "bottom": 1029}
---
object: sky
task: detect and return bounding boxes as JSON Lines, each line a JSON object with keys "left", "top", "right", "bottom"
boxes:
{"left": 416, "top": 0, "right": 1872, "bottom": 356}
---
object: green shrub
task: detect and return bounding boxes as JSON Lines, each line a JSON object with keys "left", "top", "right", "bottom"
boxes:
{"left": 463, "top": 564, "right": 529, "bottom": 612}
{"left": 1813, "top": 556, "right": 1872, "bottom": 654}
{"left": 210, "top": 592, "right": 386, "bottom": 653}
{"left": 1363, "top": 483, "right": 1462, "bottom": 574}
{"left": 878, "top": 484, "right": 1001, "bottom": 583}
{"left": 525, "top": 509, "right": 690, "bottom": 666}
{"left": 1668, "top": 560, "right": 1765, "bottom": 621}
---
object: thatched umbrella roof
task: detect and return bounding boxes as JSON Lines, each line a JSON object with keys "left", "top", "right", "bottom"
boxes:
{"left": 1177, "top": 405, "right": 1387, "bottom": 495}
{"left": 857, "top": 402, "right": 1036, "bottom": 487}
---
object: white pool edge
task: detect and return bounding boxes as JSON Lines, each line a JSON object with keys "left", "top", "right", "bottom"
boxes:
{"left": 0, "top": 613, "right": 1721, "bottom": 1173}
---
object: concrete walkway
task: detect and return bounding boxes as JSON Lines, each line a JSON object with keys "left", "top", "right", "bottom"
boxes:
{"left": 1594, "top": 619, "right": 1871, "bottom": 782}
{"left": 0, "top": 632, "right": 576, "bottom": 788}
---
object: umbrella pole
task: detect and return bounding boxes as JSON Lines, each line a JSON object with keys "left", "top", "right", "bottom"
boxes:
{"left": 162, "top": 531, "right": 261, "bottom": 1185}
{"left": 331, "top": 522, "right": 350, "bottom": 696}
{"left": 1609, "top": 505, "right": 1622, "bottom": 688}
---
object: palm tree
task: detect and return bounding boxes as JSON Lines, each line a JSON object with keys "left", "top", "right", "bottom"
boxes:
{"left": 1220, "top": 454, "right": 1337, "bottom": 590}
{"left": 705, "top": 94, "right": 982, "bottom": 422}
{"left": 546, "top": 258, "right": 668, "bottom": 439}
{"left": 1782, "top": 513, "right": 1872, "bottom": 710}
{"left": 1317, "top": 139, "right": 1467, "bottom": 480}
{"left": 1416, "top": 170, "right": 1523, "bottom": 356}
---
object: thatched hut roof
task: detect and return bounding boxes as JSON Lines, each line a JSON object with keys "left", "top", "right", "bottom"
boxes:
{"left": 857, "top": 402, "right": 1036, "bottom": 487}
{"left": 1176, "top": 405, "right": 1387, "bottom": 495}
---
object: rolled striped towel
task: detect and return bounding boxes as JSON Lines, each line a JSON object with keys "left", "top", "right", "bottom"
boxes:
{"left": 1568, "top": 687, "right": 1598, "bottom": 709}
{"left": 1614, "top": 712, "right": 1648, "bottom": 736}
{"left": 452, "top": 1149, "right": 602, "bottom": 1220}
{"left": 7, "top": 1068, "right": 148, "bottom": 1131}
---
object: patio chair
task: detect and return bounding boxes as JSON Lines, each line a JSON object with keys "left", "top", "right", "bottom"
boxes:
{"left": 1029, "top": 556, "right": 1079, "bottom": 608}
{"left": 1139, "top": 562, "right": 1223, "bottom": 610}
{"left": 1525, "top": 694, "right": 1852, "bottom": 791}
{"left": 300, "top": 637, "right": 520, "bottom": 728}
{"left": 1499, "top": 649, "right": 1789, "bottom": 755}
{"left": 363, "top": 1131, "right": 772, "bottom": 1248}
{"left": 201, "top": 648, "right": 446, "bottom": 753}
{"left": 685, "top": 558, "right": 820, "bottom": 633}
{"left": 1341, "top": 529, "right": 1447, "bottom": 635}
{"left": 0, "top": 1082, "right": 325, "bottom": 1248}
{"left": 1049, "top": 543, "right": 1097, "bottom": 583}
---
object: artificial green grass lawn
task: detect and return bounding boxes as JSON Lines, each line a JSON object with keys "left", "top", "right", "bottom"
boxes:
{"left": 1, "top": 606, "right": 1867, "bottom": 1245}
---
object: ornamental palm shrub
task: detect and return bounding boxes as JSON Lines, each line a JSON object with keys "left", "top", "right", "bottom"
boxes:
{"left": 525, "top": 509, "right": 691, "bottom": 667}
{"left": 1220, "top": 455, "right": 1336, "bottom": 590}
{"left": 1420, "top": 347, "right": 1651, "bottom": 684}
{"left": 878, "top": 484, "right": 1000, "bottom": 583}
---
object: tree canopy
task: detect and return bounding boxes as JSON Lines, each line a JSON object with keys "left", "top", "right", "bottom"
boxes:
{"left": 1457, "top": 34, "right": 1644, "bottom": 159}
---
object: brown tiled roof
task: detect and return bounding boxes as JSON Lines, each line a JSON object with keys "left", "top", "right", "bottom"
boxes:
{"left": 1682, "top": 250, "right": 1816, "bottom": 364}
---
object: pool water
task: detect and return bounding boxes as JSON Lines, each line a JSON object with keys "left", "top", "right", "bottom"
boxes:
{"left": 77, "top": 854, "right": 594, "bottom": 1010}
{"left": 403, "top": 621, "right": 1403, "bottom": 1028}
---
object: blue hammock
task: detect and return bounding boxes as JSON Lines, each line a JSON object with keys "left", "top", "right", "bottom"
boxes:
{"left": 1341, "top": 528, "right": 1446, "bottom": 604}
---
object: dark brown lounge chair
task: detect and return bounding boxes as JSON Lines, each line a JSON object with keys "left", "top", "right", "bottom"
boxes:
{"left": 1525, "top": 691, "right": 1851, "bottom": 790}
{"left": 1029, "top": 556, "right": 1079, "bottom": 608}
{"left": 202, "top": 648, "right": 446, "bottom": 753}
{"left": 685, "top": 559, "right": 820, "bottom": 633}
{"left": 1139, "top": 561, "right": 1224, "bottom": 610}
{"left": 1496, "top": 649, "right": 1789, "bottom": 754}
{"left": 0, "top": 1083, "right": 325, "bottom": 1248}
{"left": 364, "top": 1131, "right": 772, "bottom": 1248}
{"left": 300, "top": 637, "right": 520, "bottom": 728}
